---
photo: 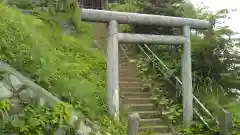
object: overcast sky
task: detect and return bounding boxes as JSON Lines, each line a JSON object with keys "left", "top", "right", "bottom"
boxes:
{"left": 190, "top": 0, "right": 240, "bottom": 36}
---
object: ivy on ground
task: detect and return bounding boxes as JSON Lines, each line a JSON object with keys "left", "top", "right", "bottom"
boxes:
{"left": 0, "top": 101, "right": 74, "bottom": 135}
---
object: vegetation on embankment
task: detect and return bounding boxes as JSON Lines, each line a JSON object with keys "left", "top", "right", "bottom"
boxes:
{"left": 0, "top": 4, "right": 126, "bottom": 134}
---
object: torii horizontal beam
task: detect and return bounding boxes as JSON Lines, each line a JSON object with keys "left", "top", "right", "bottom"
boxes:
{"left": 118, "top": 33, "right": 186, "bottom": 44}
{"left": 82, "top": 9, "right": 211, "bottom": 29}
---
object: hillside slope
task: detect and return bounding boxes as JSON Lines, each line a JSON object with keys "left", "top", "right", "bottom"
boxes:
{"left": 0, "top": 4, "right": 126, "bottom": 134}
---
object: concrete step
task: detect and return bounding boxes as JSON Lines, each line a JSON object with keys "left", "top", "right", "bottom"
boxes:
{"left": 119, "top": 71, "right": 137, "bottom": 75}
{"left": 120, "top": 85, "right": 143, "bottom": 90}
{"left": 121, "top": 92, "right": 151, "bottom": 98}
{"left": 119, "top": 70, "right": 136, "bottom": 74}
{"left": 120, "top": 80, "right": 142, "bottom": 85}
{"left": 119, "top": 72, "right": 137, "bottom": 77}
{"left": 139, "top": 125, "right": 170, "bottom": 133}
{"left": 119, "top": 58, "right": 128, "bottom": 62}
{"left": 119, "top": 66, "right": 136, "bottom": 71}
{"left": 120, "top": 88, "right": 143, "bottom": 92}
{"left": 129, "top": 104, "right": 156, "bottom": 111}
{"left": 125, "top": 97, "right": 151, "bottom": 104}
{"left": 136, "top": 111, "right": 159, "bottom": 119}
{"left": 140, "top": 118, "right": 165, "bottom": 126}
{"left": 120, "top": 78, "right": 139, "bottom": 82}
{"left": 119, "top": 67, "right": 137, "bottom": 71}
{"left": 120, "top": 70, "right": 137, "bottom": 74}
{"left": 120, "top": 78, "right": 140, "bottom": 82}
{"left": 119, "top": 59, "right": 128, "bottom": 62}
{"left": 119, "top": 63, "right": 135, "bottom": 67}
{"left": 120, "top": 74, "right": 140, "bottom": 79}
{"left": 120, "top": 76, "right": 141, "bottom": 80}
{"left": 119, "top": 56, "right": 128, "bottom": 59}
{"left": 155, "top": 133, "right": 173, "bottom": 135}
{"left": 119, "top": 66, "right": 135, "bottom": 70}
{"left": 119, "top": 52, "right": 131, "bottom": 55}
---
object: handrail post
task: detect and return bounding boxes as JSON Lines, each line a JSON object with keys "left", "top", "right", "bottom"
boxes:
{"left": 182, "top": 25, "right": 193, "bottom": 127}
{"left": 128, "top": 113, "right": 140, "bottom": 135}
{"left": 219, "top": 110, "right": 232, "bottom": 135}
{"left": 107, "top": 20, "right": 119, "bottom": 120}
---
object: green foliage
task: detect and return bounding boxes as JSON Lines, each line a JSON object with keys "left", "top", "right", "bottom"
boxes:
{"left": 7, "top": 0, "right": 34, "bottom": 9}
{"left": 0, "top": 99, "right": 10, "bottom": 121}
{"left": 0, "top": 4, "right": 105, "bottom": 117}
{"left": 71, "top": 6, "right": 82, "bottom": 32}
{"left": 135, "top": 53, "right": 183, "bottom": 124}
{"left": 0, "top": 4, "right": 126, "bottom": 134}
{"left": 7, "top": 0, "right": 82, "bottom": 33}
{"left": 106, "top": 0, "right": 149, "bottom": 32}
{"left": 106, "top": 0, "right": 147, "bottom": 13}
{"left": 1, "top": 102, "right": 73, "bottom": 134}
{"left": 100, "top": 116, "right": 127, "bottom": 135}
{"left": 178, "top": 113, "right": 240, "bottom": 135}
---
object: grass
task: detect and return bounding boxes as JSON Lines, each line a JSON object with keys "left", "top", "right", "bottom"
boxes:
{"left": 0, "top": 4, "right": 127, "bottom": 134}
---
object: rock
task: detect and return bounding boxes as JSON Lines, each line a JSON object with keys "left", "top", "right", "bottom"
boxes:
{"left": 18, "top": 88, "right": 34, "bottom": 103}
{"left": 54, "top": 128, "right": 67, "bottom": 135}
{"left": 69, "top": 114, "right": 79, "bottom": 126}
{"left": 96, "top": 131, "right": 102, "bottom": 135}
{"left": 7, "top": 74, "right": 24, "bottom": 92}
{"left": 63, "top": 21, "right": 76, "bottom": 34}
{"left": 129, "top": 59, "right": 137, "bottom": 64}
{"left": 37, "top": 97, "right": 46, "bottom": 107}
{"left": 0, "top": 81, "right": 13, "bottom": 100}
{"left": 9, "top": 98, "right": 22, "bottom": 115}
{"left": 76, "top": 121, "right": 92, "bottom": 135}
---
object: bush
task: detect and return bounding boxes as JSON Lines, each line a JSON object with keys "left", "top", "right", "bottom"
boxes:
{"left": 0, "top": 4, "right": 127, "bottom": 134}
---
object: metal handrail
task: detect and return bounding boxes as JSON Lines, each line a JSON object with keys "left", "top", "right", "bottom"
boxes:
{"left": 119, "top": 44, "right": 129, "bottom": 60}
{"left": 144, "top": 44, "right": 182, "bottom": 85}
{"left": 133, "top": 44, "right": 219, "bottom": 127}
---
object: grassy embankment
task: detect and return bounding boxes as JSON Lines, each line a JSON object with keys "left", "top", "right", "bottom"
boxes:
{"left": 0, "top": 4, "right": 126, "bottom": 134}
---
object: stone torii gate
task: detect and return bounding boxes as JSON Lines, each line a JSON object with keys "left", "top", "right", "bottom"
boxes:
{"left": 80, "top": 8, "right": 211, "bottom": 127}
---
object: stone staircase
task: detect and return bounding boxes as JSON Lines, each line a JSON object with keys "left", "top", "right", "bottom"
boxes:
{"left": 119, "top": 50, "right": 173, "bottom": 135}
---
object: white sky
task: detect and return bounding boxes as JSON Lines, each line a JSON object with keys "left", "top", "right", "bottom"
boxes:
{"left": 190, "top": 0, "right": 240, "bottom": 37}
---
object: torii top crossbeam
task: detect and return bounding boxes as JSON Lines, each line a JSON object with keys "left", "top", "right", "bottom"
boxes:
{"left": 81, "top": 9, "right": 211, "bottom": 29}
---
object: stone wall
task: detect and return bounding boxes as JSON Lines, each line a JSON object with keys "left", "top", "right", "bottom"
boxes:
{"left": 0, "top": 62, "right": 107, "bottom": 135}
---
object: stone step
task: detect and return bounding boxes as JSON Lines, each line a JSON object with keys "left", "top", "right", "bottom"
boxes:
{"left": 120, "top": 85, "right": 143, "bottom": 90}
{"left": 120, "top": 70, "right": 137, "bottom": 74}
{"left": 129, "top": 104, "right": 155, "bottom": 111}
{"left": 120, "top": 81, "right": 141, "bottom": 84}
{"left": 155, "top": 133, "right": 173, "bottom": 135}
{"left": 119, "top": 60, "right": 128, "bottom": 63}
{"left": 119, "top": 68, "right": 136, "bottom": 73}
{"left": 119, "top": 72, "right": 137, "bottom": 77}
{"left": 119, "top": 58, "right": 128, "bottom": 61}
{"left": 140, "top": 118, "right": 165, "bottom": 126}
{"left": 120, "top": 78, "right": 139, "bottom": 82}
{"left": 119, "top": 52, "right": 131, "bottom": 55}
{"left": 120, "top": 74, "right": 140, "bottom": 79}
{"left": 136, "top": 111, "right": 159, "bottom": 119}
{"left": 120, "top": 88, "right": 143, "bottom": 92}
{"left": 139, "top": 125, "right": 170, "bottom": 133}
{"left": 120, "top": 76, "right": 141, "bottom": 80}
{"left": 121, "top": 92, "right": 151, "bottom": 98}
{"left": 119, "top": 67, "right": 137, "bottom": 71}
{"left": 119, "top": 66, "right": 135, "bottom": 69}
{"left": 120, "top": 73, "right": 138, "bottom": 77}
{"left": 125, "top": 97, "right": 151, "bottom": 104}
{"left": 119, "top": 56, "right": 128, "bottom": 59}
{"left": 120, "top": 76, "right": 139, "bottom": 79}
{"left": 119, "top": 63, "right": 135, "bottom": 66}
{"left": 119, "top": 70, "right": 137, "bottom": 74}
